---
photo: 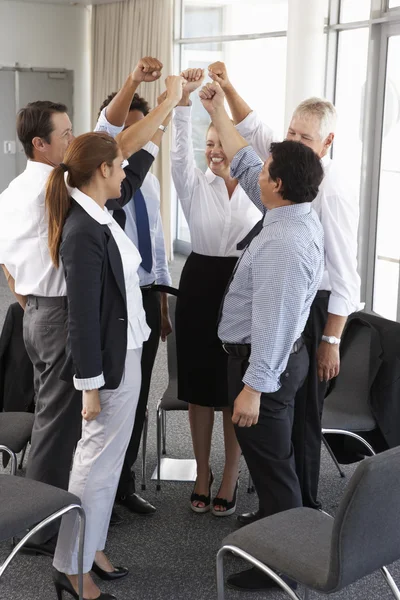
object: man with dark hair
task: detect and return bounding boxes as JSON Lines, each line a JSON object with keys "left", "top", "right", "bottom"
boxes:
{"left": 199, "top": 82, "right": 324, "bottom": 592}
{"left": 98, "top": 90, "right": 173, "bottom": 518}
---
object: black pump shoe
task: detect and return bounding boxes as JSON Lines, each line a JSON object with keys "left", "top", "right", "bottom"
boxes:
{"left": 52, "top": 568, "right": 116, "bottom": 600}
{"left": 212, "top": 479, "right": 239, "bottom": 517}
{"left": 91, "top": 562, "right": 129, "bottom": 581}
{"left": 190, "top": 470, "right": 214, "bottom": 513}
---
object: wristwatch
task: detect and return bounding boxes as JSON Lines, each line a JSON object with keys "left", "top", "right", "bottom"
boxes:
{"left": 321, "top": 335, "right": 341, "bottom": 345}
{"left": 158, "top": 124, "right": 168, "bottom": 133}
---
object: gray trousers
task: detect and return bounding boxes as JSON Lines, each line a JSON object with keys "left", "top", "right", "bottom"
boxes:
{"left": 53, "top": 348, "right": 142, "bottom": 574}
{"left": 23, "top": 296, "right": 82, "bottom": 542}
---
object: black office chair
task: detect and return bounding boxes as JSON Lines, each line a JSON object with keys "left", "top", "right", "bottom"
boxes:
{"left": 217, "top": 446, "right": 400, "bottom": 600}
{"left": 0, "top": 474, "right": 85, "bottom": 600}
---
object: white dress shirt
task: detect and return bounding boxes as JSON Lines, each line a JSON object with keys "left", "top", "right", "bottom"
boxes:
{"left": 0, "top": 112, "right": 124, "bottom": 297}
{"left": 171, "top": 106, "right": 261, "bottom": 257}
{"left": 236, "top": 110, "right": 361, "bottom": 316}
{"left": 123, "top": 173, "right": 172, "bottom": 287}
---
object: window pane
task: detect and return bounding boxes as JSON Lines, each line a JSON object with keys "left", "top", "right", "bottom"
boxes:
{"left": 389, "top": 0, "right": 400, "bottom": 7}
{"left": 182, "top": 0, "right": 288, "bottom": 38}
{"left": 333, "top": 29, "right": 369, "bottom": 194}
{"left": 372, "top": 35, "right": 400, "bottom": 321}
{"left": 176, "top": 36, "right": 287, "bottom": 242}
{"left": 340, "top": 0, "right": 370, "bottom": 23}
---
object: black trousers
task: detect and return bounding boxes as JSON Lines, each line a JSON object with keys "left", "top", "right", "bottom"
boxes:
{"left": 291, "top": 292, "right": 330, "bottom": 509}
{"left": 229, "top": 345, "right": 309, "bottom": 517}
{"left": 118, "top": 290, "right": 161, "bottom": 495}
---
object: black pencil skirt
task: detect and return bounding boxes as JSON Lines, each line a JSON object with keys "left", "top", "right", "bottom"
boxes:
{"left": 175, "top": 252, "right": 238, "bottom": 407}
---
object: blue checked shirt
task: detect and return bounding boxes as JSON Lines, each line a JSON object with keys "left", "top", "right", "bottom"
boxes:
{"left": 218, "top": 146, "right": 324, "bottom": 394}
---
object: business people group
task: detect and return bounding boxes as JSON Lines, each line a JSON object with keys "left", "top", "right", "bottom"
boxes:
{"left": 0, "top": 55, "right": 360, "bottom": 599}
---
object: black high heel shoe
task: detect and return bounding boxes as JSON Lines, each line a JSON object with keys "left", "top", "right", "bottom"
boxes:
{"left": 212, "top": 479, "right": 239, "bottom": 517}
{"left": 190, "top": 469, "right": 214, "bottom": 513}
{"left": 52, "top": 568, "right": 116, "bottom": 600}
{"left": 91, "top": 562, "right": 129, "bottom": 581}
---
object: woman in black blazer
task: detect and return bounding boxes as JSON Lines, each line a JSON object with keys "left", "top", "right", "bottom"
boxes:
{"left": 46, "top": 132, "right": 150, "bottom": 600}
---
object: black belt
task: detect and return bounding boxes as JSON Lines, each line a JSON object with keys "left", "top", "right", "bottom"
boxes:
{"left": 140, "top": 283, "right": 180, "bottom": 296}
{"left": 26, "top": 295, "right": 68, "bottom": 309}
{"left": 222, "top": 336, "right": 304, "bottom": 358}
{"left": 316, "top": 290, "right": 330, "bottom": 299}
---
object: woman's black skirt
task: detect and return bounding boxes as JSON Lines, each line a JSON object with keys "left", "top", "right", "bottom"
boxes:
{"left": 175, "top": 252, "right": 238, "bottom": 407}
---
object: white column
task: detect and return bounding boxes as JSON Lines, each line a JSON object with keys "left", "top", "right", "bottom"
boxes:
{"left": 284, "top": 0, "right": 326, "bottom": 128}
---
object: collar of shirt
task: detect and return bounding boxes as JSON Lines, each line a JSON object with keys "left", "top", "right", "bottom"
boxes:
{"left": 263, "top": 202, "right": 312, "bottom": 227}
{"left": 205, "top": 168, "right": 218, "bottom": 184}
{"left": 321, "top": 154, "right": 331, "bottom": 169}
{"left": 25, "top": 159, "right": 54, "bottom": 178}
{"left": 71, "top": 188, "right": 113, "bottom": 225}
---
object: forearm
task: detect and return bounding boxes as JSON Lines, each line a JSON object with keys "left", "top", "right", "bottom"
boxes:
{"left": 160, "top": 292, "right": 168, "bottom": 314}
{"left": 150, "top": 112, "right": 172, "bottom": 147}
{"left": 105, "top": 75, "right": 140, "bottom": 127}
{"left": 116, "top": 98, "right": 176, "bottom": 159}
{"left": 223, "top": 83, "right": 253, "bottom": 125}
{"left": 323, "top": 313, "right": 347, "bottom": 338}
{"left": 209, "top": 106, "right": 248, "bottom": 162}
{"left": 1, "top": 265, "right": 26, "bottom": 309}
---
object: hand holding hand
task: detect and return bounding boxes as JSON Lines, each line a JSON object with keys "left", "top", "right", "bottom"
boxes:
{"left": 82, "top": 389, "right": 101, "bottom": 421}
{"left": 317, "top": 342, "right": 340, "bottom": 382}
{"left": 208, "top": 61, "right": 231, "bottom": 89}
{"left": 165, "top": 75, "right": 186, "bottom": 106}
{"left": 132, "top": 57, "right": 163, "bottom": 83}
{"left": 198, "top": 81, "right": 225, "bottom": 114}
{"left": 232, "top": 386, "right": 260, "bottom": 428}
{"left": 180, "top": 68, "right": 205, "bottom": 94}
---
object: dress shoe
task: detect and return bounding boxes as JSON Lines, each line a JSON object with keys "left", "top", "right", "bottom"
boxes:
{"left": 92, "top": 562, "right": 129, "bottom": 581}
{"left": 53, "top": 568, "right": 116, "bottom": 600}
{"left": 227, "top": 567, "right": 297, "bottom": 592}
{"left": 21, "top": 535, "right": 57, "bottom": 557}
{"left": 109, "top": 507, "right": 123, "bottom": 526}
{"left": 117, "top": 492, "right": 156, "bottom": 515}
{"left": 190, "top": 470, "right": 214, "bottom": 513}
{"left": 237, "top": 509, "right": 262, "bottom": 526}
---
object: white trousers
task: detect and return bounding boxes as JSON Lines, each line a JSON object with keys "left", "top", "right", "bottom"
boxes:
{"left": 53, "top": 348, "right": 142, "bottom": 574}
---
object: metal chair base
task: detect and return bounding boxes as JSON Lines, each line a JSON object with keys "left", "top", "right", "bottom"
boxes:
{"left": 0, "top": 504, "right": 86, "bottom": 600}
{"left": 0, "top": 445, "right": 17, "bottom": 476}
{"left": 321, "top": 435, "right": 346, "bottom": 478}
{"left": 322, "top": 428, "right": 376, "bottom": 479}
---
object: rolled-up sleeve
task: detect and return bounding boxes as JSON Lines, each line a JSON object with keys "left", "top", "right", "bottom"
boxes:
{"left": 235, "top": 110, "right": 276, "bottom": 162}
{"left": 230, "top": 147, "right": 265, "bottom": 214}
{"left": 94, "top": 107, "right": 124, "bottom": 138}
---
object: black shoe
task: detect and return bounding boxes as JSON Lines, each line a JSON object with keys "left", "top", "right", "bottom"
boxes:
{"left": 92, "top": 562, "right": 129, "bottom": 581}
{"left": 227, "top": 567, "right": 297, "bottom": 592}
{"left": 117, "top": 492, "right": 156, "bottom": 515}
{"left": 237, "top": 510, "right": 262, "bottom": 526}
{"left": 109, "top": 507, "right": 123, "bottom": 526}
{"left": 190, "top": 470, "right": 214, "bottom": 513}
{"left": 21, "top": 535, "right": 57, "bottom": 558}
{"left": 212, "top": 479, "right": 239, "bottom": 517}
{"left": 53, "top": 568, "right": 116, "bottom": 599}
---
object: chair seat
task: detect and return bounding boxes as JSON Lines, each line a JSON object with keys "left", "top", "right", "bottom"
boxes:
{"left": 160, "top": 380, "right": 188, "bottom": 411}
{"left": 0, "top": 412, "right": 35, "bottom": 452}
{"left": 0, "top": 475, "right": 80, "bottom": 541}
{"left": 322, "top": 403, "right": 376, "bottom": 431}
{"left": 222, "top": 507, "right": 334, "bottom": 591}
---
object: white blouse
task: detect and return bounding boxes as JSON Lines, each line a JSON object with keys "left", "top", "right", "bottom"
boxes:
{"left": 71, "top": 189, "right": 150, "bottom": 351}
{"left": 171, "top": 106, "right": 261, "bottom": 257}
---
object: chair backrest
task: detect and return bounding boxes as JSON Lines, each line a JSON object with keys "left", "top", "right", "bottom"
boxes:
{"left": 326, "top": 446, "right": 400, "bottom": 591}
{"left": 324, "top": 323, "right": 373, "bottom": 423}
{"left": 167, "top": 295, "right": 178, "bottom": 381}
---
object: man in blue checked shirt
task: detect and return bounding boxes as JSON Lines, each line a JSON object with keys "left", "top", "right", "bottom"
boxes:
{"left": 199, "top": 82, "right": 324, "bottom": 592}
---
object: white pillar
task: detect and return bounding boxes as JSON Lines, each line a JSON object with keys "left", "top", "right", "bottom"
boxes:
{"left": 284, "top": 0, "right": 326, "bottom": 129}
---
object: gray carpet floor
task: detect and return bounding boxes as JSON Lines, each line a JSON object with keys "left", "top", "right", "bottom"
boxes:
{"left": 0, "top": 255, "right": 399, "bottom": 600}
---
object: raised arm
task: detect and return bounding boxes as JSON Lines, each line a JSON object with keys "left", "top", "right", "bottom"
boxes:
{"left": 208, "top": 61, "right": 252, "bottom": 125}
{"left": 171, "top": 68, "right": 205, "bottom": 219}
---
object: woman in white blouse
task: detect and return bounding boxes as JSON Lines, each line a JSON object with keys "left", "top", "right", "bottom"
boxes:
{"left": 45, "top": 132, "right": 150, "bottom": 600}
{"left": 171, "top": 69, "right": 261, "bottom": 516}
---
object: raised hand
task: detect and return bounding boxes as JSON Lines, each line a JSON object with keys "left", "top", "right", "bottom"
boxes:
{"left": 165, "top": 75, "right": 186, "bottom": 106}
{"left": 198, "top": 81, "right": 225, "bottom": 114}
{"left": 180, "top": 68, "right": 205, "bottom": 94}
{"left": 208, "top": 61, "right": 231, "bottom": 89}
{"left": 132, "top": 57, "right": 163, "bottom": 83}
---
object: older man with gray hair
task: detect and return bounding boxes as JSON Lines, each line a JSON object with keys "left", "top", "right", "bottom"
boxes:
{"left": 208, "top": 63, "right": 360, "bottom": 544}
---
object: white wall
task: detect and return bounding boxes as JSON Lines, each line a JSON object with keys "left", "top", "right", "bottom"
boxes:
{"left": 0, "top": 1, "right": 91, "bottom": 134}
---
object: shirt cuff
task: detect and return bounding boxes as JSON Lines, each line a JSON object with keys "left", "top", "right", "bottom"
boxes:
{"left": 230, "top": 146, "right": 253, "bottom": 178}
{"left": 73, "top": 373, "right": 105, "bottom": 391}
{"left": 143, "top": 141, "right": 159, "bottom": 159}
{"left": 94, "top": 107, "right": 124, "bottom": 139}
{"left": 235, "top": 110, "right": 259, "bottom": 138}
{"left": 173, "top": 105, "right": 192, "bottom": 120}
{"left": 327, "top": 294, "right": 360, "bottom": 317}
{"left": 242, "top": 365, "right": 282, "bottom": 394}
{"left": 156, "top": 274, "right": 173, "bottom": 286}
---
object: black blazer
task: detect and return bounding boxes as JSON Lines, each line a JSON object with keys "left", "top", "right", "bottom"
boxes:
{"left": 59, "top": 148, "right": 154, "bottom": 390}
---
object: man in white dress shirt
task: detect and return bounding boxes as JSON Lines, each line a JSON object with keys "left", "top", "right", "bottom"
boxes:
{"left": 97, "top": 91, "right": 173, "bottom": 519}
{"left": 208, "top": 62, "right": 361, "bottom": 524}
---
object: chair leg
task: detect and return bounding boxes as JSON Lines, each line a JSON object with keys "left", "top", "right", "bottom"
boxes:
{"left": 321, "top": 435, "right": 345, "bottom": 478}
{"left": 162, "top": 410, "right": 167, "bottom": 455}
{"left": 217, "top": 545, "right": 302, "bottom": 600}
{"left": 322, "top": 429, "right": 376, "bottom": 457}
{"left": 18, "top": 443, "right": 28, "bottom": 470}
{"left": 381, "top": 566, "right": 400, "bottom": 600}
{"left": 141, "top": 409, "right": 149, "bottom": 491}
{"left": 0, "top": 445, "right": 17, "bottom": 476}
{"left": 303, "top": 587, "right": 311, "bottom": 600}
{"left": 156, "top": 404, "right": 162, "bottom": 491}
{"left": 247, "top": 471, "right": 255, "bottom": 494}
